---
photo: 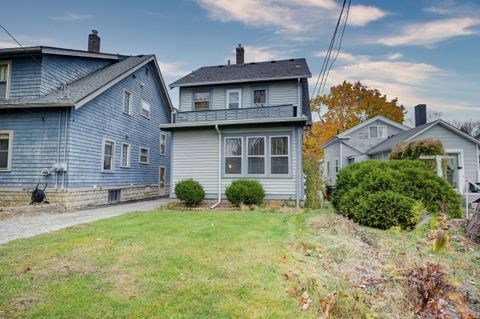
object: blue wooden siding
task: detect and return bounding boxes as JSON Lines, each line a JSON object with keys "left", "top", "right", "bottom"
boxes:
{"left": 66, "top": 62, "right": 171, "bottom": 187}
{"left": 7, "top": 57, "right": 43, "bottom": 99}
{"left": 0, "top": 108, "right": 68, "bottom": 188}
{"left": 40, "top": 55, "right": 112, "bottom": 95}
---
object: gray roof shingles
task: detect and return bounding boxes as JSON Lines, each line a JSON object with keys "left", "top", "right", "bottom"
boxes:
{"left": 170, "top": 58, "right": 311, "bottom": 88}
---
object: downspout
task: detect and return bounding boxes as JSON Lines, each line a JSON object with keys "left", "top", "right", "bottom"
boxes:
{"left": 297, "top": 78, "right": 301, "bottom": 118}
{"left": 296, "top": 128, "right": 301, "bottom": 208}
{"left": 211, "top": 124, "right": 222, "bottom": 209}
{"left": 61, "top": 108, "right": 69, "bottom": 191}
{"left": 55, "top": 109, "right": 62, "bottom": 190}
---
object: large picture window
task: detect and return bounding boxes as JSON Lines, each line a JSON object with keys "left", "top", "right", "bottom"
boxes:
{"left": 270, "top": 136, "right": 289, "bottom": 174}
{"left": 194, "top": 92, "right": 210, "bottom": 110}
{"left": 102, "top": 138, "right": 115, "bottom": 172}
{"left": 225, "top": 137, "right": 242, "bottom": 175}
{"left": 0, "top": 131, "right": 13, "bottom": 170}
{"left": 247, "top": 137, "right": 265, "bottom": 175}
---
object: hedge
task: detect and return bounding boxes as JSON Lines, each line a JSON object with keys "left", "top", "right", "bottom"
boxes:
{"left": 225, "top": 179, "right": 265, "bottom": 206}
{"left": 175, "top": 179, "right": 205, "bottom": 206}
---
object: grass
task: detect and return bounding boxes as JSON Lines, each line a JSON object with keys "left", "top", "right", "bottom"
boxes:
{"left": 0, "top": 207, "right": 479, "bottom": 318}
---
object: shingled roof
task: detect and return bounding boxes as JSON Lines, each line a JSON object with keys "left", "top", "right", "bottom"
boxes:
{"left": 170, "top": 58, "right": 311, "bottom": 88}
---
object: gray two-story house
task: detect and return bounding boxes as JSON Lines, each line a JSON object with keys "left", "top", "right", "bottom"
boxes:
{"left": 162, "top": 45, "right": 311, "bottom": 206}
{"left": 323, "top": 104, "right": 480, "bottom": 195}
{"left": 0, "top": 31, "right": 173, "bottom": 209}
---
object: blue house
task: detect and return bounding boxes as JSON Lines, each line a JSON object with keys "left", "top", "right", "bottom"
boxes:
{"left": 0, "top": 31, "right": 173, "bottom": 209}
{"left": 162, "top": 45, "right": 311, "bottom": 207}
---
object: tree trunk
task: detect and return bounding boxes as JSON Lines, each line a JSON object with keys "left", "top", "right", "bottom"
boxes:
{"left": 466, "top": 204, "right": 480, "bottom": 243}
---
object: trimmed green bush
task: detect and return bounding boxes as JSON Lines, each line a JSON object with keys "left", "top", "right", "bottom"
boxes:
{"left": 333, "top": 160, "right": 461, "bottom": 229}
{"left": 226, "top": 179, "right": 265, "bottom": 206}
{"left": 175, "top": 179, "right": 205, "bottom": 206}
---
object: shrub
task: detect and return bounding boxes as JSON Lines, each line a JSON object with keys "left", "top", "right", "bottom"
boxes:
{"left": 226, "top": 179, "right": 265, "bottom": 206}
{"left": 174, "top": 179, "right": 205, "bottom": 206}
{"left": 333, "top": 160, "right": 461, "bottom": 229}
{"left": 303, "top": 155, "right": 324, "bottom": 209}
{"left": 390, "top": 138, "right": 445, "bottom": 171}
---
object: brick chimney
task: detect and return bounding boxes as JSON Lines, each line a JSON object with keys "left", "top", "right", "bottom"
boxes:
{"left": 236, "top": 44, "right": 244, "bottom": 65}
{"left": 88, "top": 30, "right": 100, "bottom": 53}
{"left": 414, "top": 104, "right": 427, "bottom": 127}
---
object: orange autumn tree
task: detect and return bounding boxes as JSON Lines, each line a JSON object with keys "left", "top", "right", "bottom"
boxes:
{"left": 304, "top": 81, "right": 405, "bottom": 159}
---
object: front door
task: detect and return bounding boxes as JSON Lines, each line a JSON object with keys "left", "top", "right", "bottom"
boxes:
{"left": 445, "top": 152, "right": 461, "bottom": 192}
{"left": 159, "top": 166, "right": 166, "bottom": 196}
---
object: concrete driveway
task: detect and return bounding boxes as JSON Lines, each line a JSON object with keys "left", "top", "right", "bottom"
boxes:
{"left": 0, "top": 198, "right": 169, "bottom": 245}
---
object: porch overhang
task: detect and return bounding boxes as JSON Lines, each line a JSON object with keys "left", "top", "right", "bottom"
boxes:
{"left": 159, "top": 116, "right": 307, "bottom": 130}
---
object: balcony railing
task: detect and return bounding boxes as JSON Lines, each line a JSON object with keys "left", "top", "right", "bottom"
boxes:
{"left": 173, "top": 104, "right": 298, "bottom": 123}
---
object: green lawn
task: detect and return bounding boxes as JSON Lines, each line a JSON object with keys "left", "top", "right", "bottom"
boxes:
{"left": 0, "top": 211, "right": 311, "bottom": 319}
{"left": 1, "top": 209, "right": 479, "bottom": 318}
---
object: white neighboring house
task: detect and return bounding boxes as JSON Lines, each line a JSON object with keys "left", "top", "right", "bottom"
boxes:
{"left": 322, "top": 104, "right": 480, "bottom": 195}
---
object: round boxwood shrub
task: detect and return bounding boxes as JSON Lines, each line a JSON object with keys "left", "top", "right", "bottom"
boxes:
{"left": 226, "top": 179, "right": 265, "bottom": 206}
{"left": 333, "top": 160, "right": 461, "bottom": 230}
{"left": 175, "top": 179, "right": 205, "bottom": 206}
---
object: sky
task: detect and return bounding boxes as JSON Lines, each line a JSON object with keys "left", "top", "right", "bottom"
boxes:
{"left": 0, "top": 0, "right": 479, "bottom": 122}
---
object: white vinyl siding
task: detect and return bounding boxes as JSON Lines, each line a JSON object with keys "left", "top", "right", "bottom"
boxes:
{"left": 121, "top": 143, "right": 131, "bottom": 168}
{"left": 122, "top": 90, "right": 132, "bottom": 115}
{"left": 141, "top": 100, "right": 151, "bottom": 118}
{"left": 139, "top": 147, "right": 149, "bottom": 164}
{"left": 171, "top": 126, "right": 299, "bottom": 199}
{"left": 102, "top": 138, "right": 115, "bottom": 172}
{"left": 0, "top": 61, "right": 11, "bottom": 99}
{"left": 160, "top": 131, "right": 167, "bottom": 156}
{"left": 0, "top": 131, "right": 13, "bottom": 170}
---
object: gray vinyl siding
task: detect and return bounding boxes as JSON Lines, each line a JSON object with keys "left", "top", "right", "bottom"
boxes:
{"left": 341, "top": 143, "right": 361, "bottom": 167}
{"left": 414, "top": 125, "right": 479, "bottom": 182}
{"left": 346, "top": 119, "right": 405, "bottom": 153}
{"left": 178, "top": 80, "right": 299, "bottom": 111}
{"left": 171, "top": 125, "right": 300, "bottom": 200}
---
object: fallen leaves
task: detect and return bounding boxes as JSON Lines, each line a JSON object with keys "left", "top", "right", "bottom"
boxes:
{"left": 299, "top": 291, "right": 312, "bottom": 310}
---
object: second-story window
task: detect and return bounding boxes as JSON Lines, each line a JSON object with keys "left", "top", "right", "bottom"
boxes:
{"left": 253, "top": 88, "right": 267, "bottom": 107}
{"left": 194, "top": 92, "right": 210, "bottom": 110}
{"left": 141, "top": 100, "right": 151, "bottom": 118}
{"left": 123, "top": 90, "right": 132, "bottom": 115}
{"left": 369, "top": 126, "right": 387, "bottom": 138}
{"left": 0, "top": 62, "right": 11, "bottom": 99}
{"left": 226, "top": 89, "right": 241, "bottom": 109}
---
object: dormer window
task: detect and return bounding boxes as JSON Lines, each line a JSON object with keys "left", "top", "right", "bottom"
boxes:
{"left": 226, "top": 89, "right": 241, "bottom": 109}
{"left": 369, "top": 125, "right": 387, "bottom": 138}
{"left": 253, "top": 88, "right": 267, "bottom": 107}
{"left": 194, "top": 92, "right": 210, "bottom": 110}
{"left": 0, "top": 61, "right": 11, "bottom": 99}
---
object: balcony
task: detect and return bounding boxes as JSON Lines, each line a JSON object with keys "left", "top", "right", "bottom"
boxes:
{"left": 173, "top": 104, "right": 298, "bottom": 123}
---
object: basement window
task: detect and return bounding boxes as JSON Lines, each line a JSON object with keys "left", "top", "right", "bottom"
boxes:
{"left": 108, "top": 189, "right": 121, "bottom": 203}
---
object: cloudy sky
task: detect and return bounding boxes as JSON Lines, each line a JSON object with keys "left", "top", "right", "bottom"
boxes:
{"left": 1, "top": 0, "right": 479, "bottom": 121}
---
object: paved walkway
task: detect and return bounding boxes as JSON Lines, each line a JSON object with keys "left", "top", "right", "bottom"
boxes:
{"left": 0, "top": 198, "right": 169, "bottom": 245}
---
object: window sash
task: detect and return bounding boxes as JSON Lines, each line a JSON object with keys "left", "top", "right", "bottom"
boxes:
{"left": 121, "top": 143, "right": 130, "bottom": 167}
{"left": 103, "top": 140, "right": 115, "bottom": 171}
{"left": 194, "top": 92, "right": 210, "bottom": 110}
{"left": 247, "top": 137, "right": 265, "bottom": 175}
{"left": 270, "top": 136, "right": 289, "bottom": 175}
{"left": 123, "top": 90, "right": 132, "bottom": 115}
{"left": 253, "top": 89, "right": 267, "bottom": 106}
{"left": 141, "top": 100, "right": 151, "bottom": 118}
{"left": 226, "top": 89, "right": 241, "bottom": 109}
{"left": 139, "top": 147, "right": 149, "bottom": 164}
{"left": 0, "top": 133, "right": 10, "bottom": 169}
{"left": 0, "top": 63, "right": 10, "bottom": 98}
{"left": 225, "top": 137, "right": 242, "bottom": 175}
{"left": 160, "top": 132, "right": 167, "bottom": 156}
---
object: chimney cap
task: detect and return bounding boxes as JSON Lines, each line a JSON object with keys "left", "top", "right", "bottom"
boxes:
{"left": 91, "top": 30, "right": 98, "bottom": 35}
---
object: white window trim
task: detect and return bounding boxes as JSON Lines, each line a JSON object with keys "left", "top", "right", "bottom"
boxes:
{"left": 0, "top": 130, "right": 13, "bottom": 171}
{"left": 193, "top": 91, "right": 211, "bottom": 110}
{"left": 120, "top": 143, "right": 131, "bottom": 168}
{"left": 226, "top": 88, "right": 242, "bottom": 109}
{"left": 122, "top": 89, "right": 132, "bottom": 115}
{"left": 141, "top": 99, "right": 151, "bottom": 119}
{"left": 101, "top": 138, "right": 115, "bottom": 173}
{"left": 269, "top": 135, "right": 290, "bottom": 175}
{"left": 247, "top": 136, "right": 266, "bottom": 176}
{"left": 160, "top": 131, "right": 167, "bottom": 156}
{"left": 0, "top": 61, "right": 12, "bottom": 99}
{"left": 139, "top": 146, "right": 150, "bottom": 164}
{"left": 224, "top": 136, "right": 243, "bottom": 176}
{"left": 368, "top": 125, "right": 387, "bottom": 139}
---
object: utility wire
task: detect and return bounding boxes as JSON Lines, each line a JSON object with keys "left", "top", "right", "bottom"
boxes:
{"left": 0, "top": 24, "right": 68, "bottom": 93}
